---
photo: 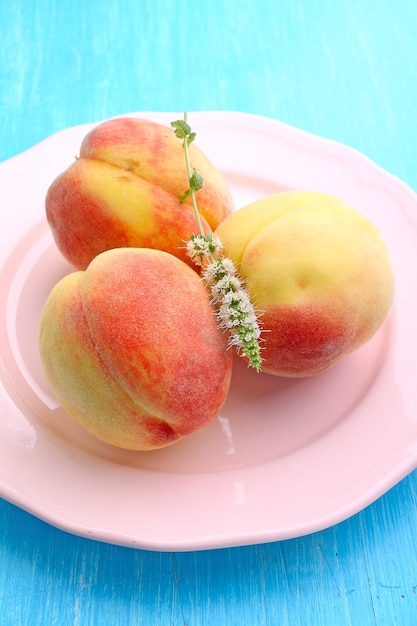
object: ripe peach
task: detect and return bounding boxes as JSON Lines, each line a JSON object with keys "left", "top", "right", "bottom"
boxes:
{"left": 45, "top": 117, "right": 234, "bottom": 270}
{"left": 215, "top": 191, "right": 394, "bottom": 377}
{"left": 38, "top": 248, "right": 233, "bottom": 450}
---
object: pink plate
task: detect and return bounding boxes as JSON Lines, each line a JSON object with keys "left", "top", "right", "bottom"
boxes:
{"left": 1, "top": 111, "right": 417, "bottom": 551}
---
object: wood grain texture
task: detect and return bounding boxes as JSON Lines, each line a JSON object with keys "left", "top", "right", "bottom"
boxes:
{"left": 1, "top": 1, "right": 417, "bottom": 624}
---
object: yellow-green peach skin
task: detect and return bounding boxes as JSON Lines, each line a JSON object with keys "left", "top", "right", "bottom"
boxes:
{"left": 215, "top": 191, "right": 394, "bottom": 377}
{"left": 39, "top": 248, "right": 233, "bottom": 450}
{"left": 45, "top": 117, "right": 234, "bottom": 270}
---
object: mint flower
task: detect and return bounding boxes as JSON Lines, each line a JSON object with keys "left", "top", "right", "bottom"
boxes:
{"left": 202, "top": 257, "right": 263, "bottom": 371}
{"left": 185, "top": 233, "right": 223, "bottom": 267}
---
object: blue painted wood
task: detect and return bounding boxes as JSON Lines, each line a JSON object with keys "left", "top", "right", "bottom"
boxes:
{"left": 1, "top": 1, "right": 417, "bottom": 624}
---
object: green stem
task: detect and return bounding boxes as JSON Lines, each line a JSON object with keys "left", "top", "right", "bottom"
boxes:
{"left": 182, "top": 138, "right": 205, "bottom": 237}
{"left": 182, "top": 114, "right": 215, "bottom": 263}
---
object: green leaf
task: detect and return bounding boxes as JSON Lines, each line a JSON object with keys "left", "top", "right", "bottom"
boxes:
{"left": 179, "top": 189, "right": 191, "bottom": 204}
{"left": 189, "top": 168, "right": 203, "bottom": 192}
{"left": 171, "top": 119, "right": 192, "bottom": 140}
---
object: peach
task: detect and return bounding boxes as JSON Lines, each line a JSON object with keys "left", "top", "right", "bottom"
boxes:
{"left": 215, "top": 191, "right": 394, "bottom": 377}
{"left": 38, "top": 248, "right": 233, "bottom": 450}
{"left": 45, "top": 117, "right": 234, "bottom": 270}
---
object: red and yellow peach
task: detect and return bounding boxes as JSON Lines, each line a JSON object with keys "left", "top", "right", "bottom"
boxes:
{"left": 215, "top": 191, "right": 394, "bottom": 377}
{"left": 39, "top": 247, "right": 233, "bottom": 450}
{"left": 45, "top": 117, "right": 234, "bottom": 270}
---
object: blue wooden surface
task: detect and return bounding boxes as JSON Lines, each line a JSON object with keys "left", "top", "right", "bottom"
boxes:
{"left": 1, "top": 1, "right": 417, "bottom": 624}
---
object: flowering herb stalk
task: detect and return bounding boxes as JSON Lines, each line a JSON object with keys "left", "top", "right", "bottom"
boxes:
{"left": 171, "top": 114, "right": 263, "bottom": 372}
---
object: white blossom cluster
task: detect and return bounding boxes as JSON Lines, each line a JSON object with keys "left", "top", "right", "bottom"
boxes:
{"left": 185, "top": 233, "right": 223, "bottom": 266}
{"left": 187, "top": 235, "right": 263, "bottom": 371}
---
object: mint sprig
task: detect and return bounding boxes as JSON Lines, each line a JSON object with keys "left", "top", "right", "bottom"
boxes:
{"left": 171, "top": 113, "right": 263, "bottom": 372}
